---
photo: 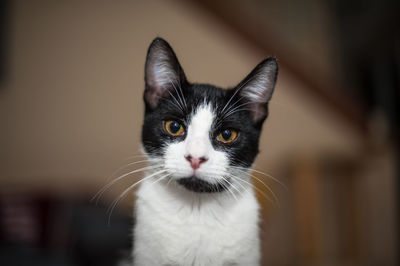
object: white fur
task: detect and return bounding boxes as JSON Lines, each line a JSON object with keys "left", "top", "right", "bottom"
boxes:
{"left": 133, "top": 105, "right": 261, "bottom": 266}
{"left": 164, "top": 104, "right": 228, "bottom": 184}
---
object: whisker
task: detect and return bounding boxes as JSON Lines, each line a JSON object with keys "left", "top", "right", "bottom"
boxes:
{"left": 219, "top": 176, "right": 239, "bottom": 202}
{"left": 176, "top": 79, "right": 187, "bottom": 109}
{"left": 219, "top": 96, "right": 245, "bottom": 121}
{"left": 220, "top": 72, "right": 258, "bottom": 116}
{"left": 226, "top": 166, "right": 283, "bottom": 206}
{"left": 220, "top": 88, "right": 241, "bottom": 116}
{"left": 166, "top": 175, "right": 175, "bottom": 186}
{"left": 104, "top": 159, "right": 158, "bottom": 183}
{"left": 229, "top": 174, "right": 275, "bottom": 205}
{"left": 143, "top": 172, "right": 172, "bottom": 193}
{"left": 232, "top": 166, "right": 287, "bottom": 190}
{"left": 222, "top": 101, "right": 264, "bottom": 119}
{"left": 223, "top": 107, "right": 252, "bottom": 119}
{"left": 168, "top": 77, "right": 187, "bottom": 110}
{"left": 107, "top": 169, "right": 168, "bottom": 224}
{"left": 246, "top": 173, "right": 280, "bottom": 207}
{"left": 92, "top": 164, "right": 163, "bottom": 203}
{"left": 165, "top": 90, "right": 185, "bottom": 112}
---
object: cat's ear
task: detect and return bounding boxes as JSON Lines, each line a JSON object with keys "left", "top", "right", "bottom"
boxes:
{"left": 144, "top": 37, "right": 187, "bottom": 110}
{"left": 237, "top": 57, "right": 278, "bottom": 124}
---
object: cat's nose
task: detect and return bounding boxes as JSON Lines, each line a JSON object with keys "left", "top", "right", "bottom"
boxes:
{"left": 184, "top": 155, "right": 208, "bottom": 170}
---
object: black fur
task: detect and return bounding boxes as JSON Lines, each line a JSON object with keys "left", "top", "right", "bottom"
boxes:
{"left": 177, "top": 176, "right": 229, "bottom": 193}
{"left": 141, "top": 38, "right": 278, "bottom": 193}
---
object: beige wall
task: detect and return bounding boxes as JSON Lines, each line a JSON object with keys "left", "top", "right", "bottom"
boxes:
{"left": 0, "top": 0, "right": 362, "bottom": 194}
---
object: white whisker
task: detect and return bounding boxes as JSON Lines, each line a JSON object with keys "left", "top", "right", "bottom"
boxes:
{"left": 229, "top": 174, "right": 275, "bottom": 205}
{"left": 92, "top": 164, "right": 163, "bottom": 203}
{"left": 168, "top": 77, "right": 187, "bottom": 110}
{"left": 220, "top": 72, "right": 257, "bottom": 116}
{"left": 107, "top": 169, "right": 168, "bottom": 224}
{"left": 247, "top": 173, "right": 280, "bottom": 207}
{"left": 176, "top": 80, "right": 187, "bottom": 109}
{"left": 143, "top": 172, "right": 172, "bottom": 193}
{"left": 219, "top": 176, "right": 239, "bottom": 202}
{"left": 104, "top": 159, "right": 157, "bottom": 183}
{"left": 165, "top": 90, "right": 185, "bottom": 112}
{"left": 232, "top": 166, "right": 287, "bottom": 190}
{"left": 222, "top": 101, "right": 265, "bottom": 119}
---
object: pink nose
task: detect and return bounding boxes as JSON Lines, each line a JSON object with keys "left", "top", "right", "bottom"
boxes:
{"left": 185, "top": 155, "right": 208, "bottom": 170}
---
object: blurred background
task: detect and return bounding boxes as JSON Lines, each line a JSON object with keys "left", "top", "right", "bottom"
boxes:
{"left": 0, "top": 0, "right": 398, "bottom": 265}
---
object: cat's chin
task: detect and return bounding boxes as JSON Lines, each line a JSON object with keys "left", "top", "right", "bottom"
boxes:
{"left": 176, "top": 175, "right": 229, "bottom": 193}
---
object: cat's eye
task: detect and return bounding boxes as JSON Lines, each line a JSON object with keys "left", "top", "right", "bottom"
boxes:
{"left": 165, "top": 120, "right": 185, "bottom": 136}
{"left": 217, "top": 129, "right": 238, "bottom": 143}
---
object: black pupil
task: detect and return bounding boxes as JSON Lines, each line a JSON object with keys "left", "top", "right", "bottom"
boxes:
{"left": 221, "top": 129, "right": 232, "bottom": 140}
{"left": 169, "top": 121, "right": 181, "bottom": 134}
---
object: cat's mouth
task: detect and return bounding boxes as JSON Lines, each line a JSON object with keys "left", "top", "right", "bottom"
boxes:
{"left": 177, "top": 175, "right": 229, "bottom": 193}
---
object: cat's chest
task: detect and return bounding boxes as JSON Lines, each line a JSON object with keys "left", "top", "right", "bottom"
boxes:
{"left": 133, "top": 180, "right": 260, "bottom": 266}
{"left": 151, "top": 219, "right": 241, "bottom": 264}
{"left": 135, "top": 204, "right": 255, "bottom": 266}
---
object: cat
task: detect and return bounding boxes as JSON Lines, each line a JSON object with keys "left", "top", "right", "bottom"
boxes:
{"left": 132, "top": 37, "right": 278, "bottom": 266}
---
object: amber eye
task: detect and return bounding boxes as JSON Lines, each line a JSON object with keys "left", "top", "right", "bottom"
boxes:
{"left": 165, "top": 120, "right": 184, "bottom": 136}
{"left": 217, "top": 129, "right": 238, "bottom": 143}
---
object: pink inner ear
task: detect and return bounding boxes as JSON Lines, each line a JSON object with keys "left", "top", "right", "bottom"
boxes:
{"left": 144, "top": 40, "right": 187, "bottom": 110}
{"left": 250, "top": 102, "right": 267, "bottom": 123}
{"left": 145, "top": 60, "right": 174, "bottom": 109}
{"left": 236, "top": 57, "right": 277, "bottom": 122}
{"left": 145, "top": 89, "right": 162, "bottom": 109}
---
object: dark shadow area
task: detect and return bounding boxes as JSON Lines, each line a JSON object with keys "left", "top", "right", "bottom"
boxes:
{"left": 0, "top": 194, "right": 132, "bottom": 266}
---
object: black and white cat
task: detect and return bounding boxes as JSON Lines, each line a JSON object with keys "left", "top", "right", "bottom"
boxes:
{"left": 133, "top": 38, "right": 278, "bottom": 266}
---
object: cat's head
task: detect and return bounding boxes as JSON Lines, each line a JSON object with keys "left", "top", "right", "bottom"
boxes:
{"left": 141, "top": 37, "right": 278, "bottom": 193}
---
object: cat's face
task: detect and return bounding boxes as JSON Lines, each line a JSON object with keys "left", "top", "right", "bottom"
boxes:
{"left": 141, "top": 38, "right": 277, "bottom": 193}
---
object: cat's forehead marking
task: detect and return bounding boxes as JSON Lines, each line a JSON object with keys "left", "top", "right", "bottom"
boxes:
{"left": 188, "top": 104, "right": 214, "bottom": 137}
{"left": 184, "top": 104, "right": 214, "bottom": 158}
